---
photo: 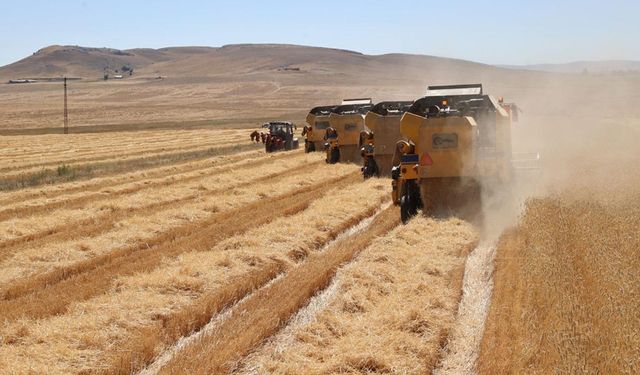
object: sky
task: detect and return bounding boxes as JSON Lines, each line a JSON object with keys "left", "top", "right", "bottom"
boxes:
{"left": 1, "top": 0, "right": 639, "bottom": 67}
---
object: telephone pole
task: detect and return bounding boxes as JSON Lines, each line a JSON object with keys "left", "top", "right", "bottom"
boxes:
{"left": 63, "top": 77, "right": 69, "bottom": 134}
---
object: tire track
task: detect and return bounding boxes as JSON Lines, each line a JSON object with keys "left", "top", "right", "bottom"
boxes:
{"left": 0, "top": 172, "right": 361, "bottom": 323}
{"left": 434, "top": 241, "right": 497, "bottom": 375}
{"left": 154, "top": 205, "right": 399, "bottom": 375}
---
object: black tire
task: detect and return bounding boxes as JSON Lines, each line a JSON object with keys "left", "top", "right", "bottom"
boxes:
{"left": 329, "top": 147, "right": 340, "bottom": 164}
{"left": 400, "top": 180, "right": 421, "bottom": 223}
{"left": 400, "top": 195, "right": 413, "bottom": 224}
{"left": 305, "top": 141, "right": 316, "bottom": 153}
{"left": 363, "top": 158, "right": 379, "bottom": 179}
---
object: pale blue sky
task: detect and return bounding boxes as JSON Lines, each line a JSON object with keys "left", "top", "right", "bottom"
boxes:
{"left": 1, "top": 0, "right": 638, "bottom": 67}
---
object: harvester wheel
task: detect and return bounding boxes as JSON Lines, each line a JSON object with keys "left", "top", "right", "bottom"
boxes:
{"left": 363, "top": 158, "right": 379, "bottom": 179}
{"left": 305, "top": 141, "right": 316, "bottom": 153}
{"left": 329, "top": 147, "right": 340, "bottom": 164}
{"left": 400, "top": 180, "right": 421, "bottom": 223}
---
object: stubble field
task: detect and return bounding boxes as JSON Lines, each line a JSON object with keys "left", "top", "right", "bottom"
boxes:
{"left": 0, "top": 128, "right": 485, "bottom": 374}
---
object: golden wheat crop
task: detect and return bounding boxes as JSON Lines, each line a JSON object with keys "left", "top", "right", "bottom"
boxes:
{"left": 234, "top": 216, "right": 478, "bottom": 374}
{"left": 0, "top": 176, "right": 389, "bottom": 374}
{"left": 479, "top": 163, "right": 640, "bottom": 374}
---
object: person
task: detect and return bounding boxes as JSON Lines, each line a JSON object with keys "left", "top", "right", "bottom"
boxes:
{"left": 250, "top": 130, "right": 260, "bottom": 143}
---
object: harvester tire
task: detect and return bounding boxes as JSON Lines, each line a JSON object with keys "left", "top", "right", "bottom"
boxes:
{"left": 363, "top": 158, "right": 379, "bottom": 179}
{"left": 400, "top": 180, "right": 421, "bottom": 223}
{"left": 305, "top": 141, "right": 316, "bottom": 153}
{"left": 329, "top": 148, "right": 340, "bottom": 164}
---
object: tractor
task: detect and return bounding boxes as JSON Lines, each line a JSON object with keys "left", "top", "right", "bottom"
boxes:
{"left": 392, "top": 84, "right": 523, "bottom": 223}
{"left": 259, "top": 121, "right": 299, "bottom": 153}
{"left": 361, "top": 101, "right": 414, "bottom": 179}
{"left": 305, "top": 105, "right": 337, "bottom": 152}
{"left": 326, "top": 98, "right": 374, "bottom": 164}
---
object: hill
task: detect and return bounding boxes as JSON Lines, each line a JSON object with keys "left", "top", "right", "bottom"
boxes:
{"left": 0, "top": 44, "right": 507, "bottom": 82}
{"left": 502, "top": 60, "right": 640, "bottom": 74}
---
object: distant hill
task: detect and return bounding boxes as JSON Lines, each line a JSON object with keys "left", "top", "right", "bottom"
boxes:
{"left": 0, "top": 44, "right": 514, "bottom": 83}
{"left": 501, "top": 60, "right": 640, "bottom": 74}
{"left": 0, "top": 45, "right": 215, "bottom": 80}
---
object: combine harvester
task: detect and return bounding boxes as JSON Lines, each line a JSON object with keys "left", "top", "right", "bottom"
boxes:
{"left": 325, "top": 98, "right": 374, "bottom": 164}
{"left": 251, "top": 121, "right": 299, "bottom": 153}
{"left": 361, "top": 101, "right": 414, "bottom": 178}
{"left": 304, "top": 105, "right": 337, "bottom": 152}
{"left": 391, "top": 84, "right": 536, "bottom": 222}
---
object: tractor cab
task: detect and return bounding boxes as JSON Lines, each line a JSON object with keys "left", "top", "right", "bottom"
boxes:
{"left": 261, "top": 121, "right": 299, "bottom": 153}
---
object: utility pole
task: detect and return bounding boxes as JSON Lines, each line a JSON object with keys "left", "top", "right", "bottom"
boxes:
{"left": 63, "top": 77, "right": 69, "bottom": 134}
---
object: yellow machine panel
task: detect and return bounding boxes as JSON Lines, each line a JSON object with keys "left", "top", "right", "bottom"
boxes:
{"left": 363, "top": 101, "right": 413, "bottom": 177}
{"left": 306, "top": 106, "right": 337, "bottom": 148}
{"left": 364, "top": 112, "right": 402, "bottom": 156}
{"left": 329, "top": 113, "right": 365, "bottom": 146}
{"left": 326, "top": 99, "right": 373, "bottom": 164}
{"left": 414, "top": 116, "right": 478, "bottom": 178}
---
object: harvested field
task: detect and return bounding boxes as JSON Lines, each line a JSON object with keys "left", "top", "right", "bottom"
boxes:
{"left": 234, "top": 216, "right": 478, "bottom": 375}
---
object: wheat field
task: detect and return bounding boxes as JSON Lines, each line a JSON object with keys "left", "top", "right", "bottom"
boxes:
{"left": 2, "top": 128, "right": 473, "bottom": 374}
{"left": 1, "top": 123, "right": 638, "bottom": 374}
{"left": 478, "top": 162, "right": 640, "bottom": 374}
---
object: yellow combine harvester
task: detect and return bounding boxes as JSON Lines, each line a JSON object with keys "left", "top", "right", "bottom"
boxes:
{"left": 392, "top": 84, "right": 520, "bottom": 222}
{"left": 304, "top": 105, "right": 337, "bottom": 152}
{"left": 361, "top": 101, "right": 414, "bottom": 178}
{"left": 325, "top": 98, "right": 373, "bottom": 164}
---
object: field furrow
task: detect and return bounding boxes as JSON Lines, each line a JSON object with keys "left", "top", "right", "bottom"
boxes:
{"left": 0, "top": 149, "right": 294, "bottom": 223}
{"left": 0, "top": 129, "right": 248, "bottom": 159}
{"left": 0, "top": 142, "right": 263, "bottom": 191}
{"left": 0, "top": 149, "right": 267, "bottom": 208}
{"left": 157, "top": 204, "right": 400, "bottom": 375}
{"left": 0, "top": 171, "right": 359, "bottom": 323}
{"left": 0, "top": 178, "right": 388, "bottom": 375}
{"left": 0, "top": 151, "right": 312, "bottom": 246}
{"left": 0, "top": 158, "right": 353, "bottom": 301}
{"left": 0, "top": 158, "right": 321, "bottom": 275}
{"left": 0, "top": 134, "right": 246, "bottom": 172}
{"left": 234, "top": 216, "right": 478, "bottom": 375}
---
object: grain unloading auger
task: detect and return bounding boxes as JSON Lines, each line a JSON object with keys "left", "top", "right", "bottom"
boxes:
{"left": 361, "top": 101, "right": 414, "bottom": 179}
{"left": 324, "top": 98, "right": 374, "bottom": 164}
{"left": 392, "top": 84, "right": 539, "bottom": 223}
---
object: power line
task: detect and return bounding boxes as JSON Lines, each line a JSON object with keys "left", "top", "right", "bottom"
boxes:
{"left": 63, "top": 77, "right": 69, "bottom": 134}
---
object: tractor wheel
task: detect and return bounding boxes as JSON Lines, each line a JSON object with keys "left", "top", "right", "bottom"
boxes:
{"left": 329, "top": 147, "right": 340, "bottom": 164}
{"left": 363, "top": 158, "right": 379, "bottom": 179}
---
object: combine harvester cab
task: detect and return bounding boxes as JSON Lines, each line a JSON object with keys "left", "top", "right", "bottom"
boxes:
{"left": 393, "top": 84, "right": 520, "bottom": 222}
{"left": 260, "top": 121, "right": 299, "bottom": 153}
{"left": 362, "top": 101, "right": 414, "bottom": 178}
{"left": 305, "top": 105, "right": 337, "bottom": 152}
{"left": 326, "top": 98, "right": 374, "bottom": 164}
